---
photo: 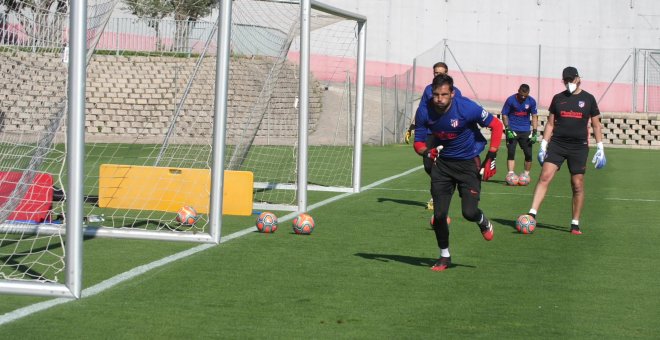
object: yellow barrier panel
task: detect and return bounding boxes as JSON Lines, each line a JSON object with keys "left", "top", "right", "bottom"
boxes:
{"left": 99, "top": 165, "right": 253, "bottom": 216}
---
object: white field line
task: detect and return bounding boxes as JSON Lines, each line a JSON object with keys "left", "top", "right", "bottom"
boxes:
{"left": 0, "top": 165, "right": 424, "bottom": 326}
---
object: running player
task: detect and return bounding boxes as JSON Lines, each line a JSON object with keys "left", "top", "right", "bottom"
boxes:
{"left": 501, "top": 84, "right": 538, "bottom": 178}
{"left": 406, "top": 62, "right": 462, "bottom": 210}
{"left": 527, "top": 66, "right": 606, "bottom": 235}
{"left": 413, "top": 73, "right": 503, "bottom": 271}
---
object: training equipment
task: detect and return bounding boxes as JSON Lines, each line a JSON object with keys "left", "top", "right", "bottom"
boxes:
{"left": 592, "top": 142, "right": 606, "bottom": 169}
{"left": 176, "top": 206, "right": 199, "bottom": 226}
{"left": 505, "top": 128, "right": 517, "bottom": 141}
{"left": 292, "top": 213, "right": 315, "bottom": 235}
{"left": 480, "top": 151, "right": 498, "bottom": 181}
{"left": 405, "top": 124, "right": 415, "bottom": 144}
{"left": 256, "top": 212, "right": 278, "bottom": 233}
{"left": 426, "top": 145, "right": 444, "bottom": 161}
{"left": 516, "top": 214, "right": 537, "bottom": 234}
{"left": 0, "top": 172, "right": 54, "bottom": 223}
{"left": 505, "top": 173, "right": 519, "bottom": 186}
{"left": 518, "top": 173, "right": 531, "bottom": 186}
{"left": 99, "top": 165, "right": 253, "bottom": 216}
{"left": 538, "top": 139, "right": 548, "bottom": 165}
{"left": 530, "top": 129, "right": 538, "bottom": 144}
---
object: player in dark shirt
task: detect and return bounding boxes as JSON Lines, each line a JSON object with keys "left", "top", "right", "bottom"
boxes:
{"left": 413, "top": 73, "right": 503, "bottom": 271}
{"left": 526, "top": 66, "right": 606, "bottom": 235}
{"left": 406, "top": 62, "right": 462, "bottom": 210}
{"left": 501, "top": 84, "right": 538, "bottom": 178}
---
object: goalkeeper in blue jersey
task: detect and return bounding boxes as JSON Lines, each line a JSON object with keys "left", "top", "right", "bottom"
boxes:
{"left": 528, "top": 67, "right": 606, "bottom": 235}
{"left": 501, "top": 84, "right": 538, "bottom": 178}
{"left": 405, "top": 62, "right": 462, "bottom": 210}
{"left": 413, "top": 73, "right": 503, "bottom": 272}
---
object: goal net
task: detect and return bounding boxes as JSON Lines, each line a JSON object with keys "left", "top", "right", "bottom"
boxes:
{"left": 227, "top": 0, "right": 363, "bottom": 211}
{"left": 0, "top": 0, "right": 118, "bottom": 294}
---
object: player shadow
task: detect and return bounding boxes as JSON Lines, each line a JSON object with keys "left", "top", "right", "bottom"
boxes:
{"left": 491, "top": 217, "right": 572, "bottom": 233}
{"left": 354, "top": 252, "right": 476, "bottom": 269}
{"left": 483, "top": 179, "right": 507, "bottom": 185}
{"left": 377, "top": 197, "right": 426, "bottom": 208}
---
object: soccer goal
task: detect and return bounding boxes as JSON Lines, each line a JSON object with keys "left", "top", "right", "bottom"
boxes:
{"left": 226, "top": 0, "right": 367, "bottom": 212}
{"left": 0, "top": 0, "right": 365, "bottom": 297}
{"left": 0, "top": 0, "right": 116, "bottom": 298}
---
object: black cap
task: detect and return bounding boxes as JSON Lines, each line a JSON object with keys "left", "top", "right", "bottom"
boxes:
{"left": 562, "top": 66, "right": 579, "bottom": 80}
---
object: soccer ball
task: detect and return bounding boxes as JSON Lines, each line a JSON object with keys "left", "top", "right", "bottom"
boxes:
{"left": 292, "top": 213, "right": 315, "bottom": 235}
{"left": 256, "top": 211, "right": 278, "bottom": 233}
{"left": 176, "top": 206, "right": 199, "bottom": 226}
{"left": 505, "top": 172, "right": 519, "bottom": 186}
{"left": 518, "top": 173, "right": 531, "bottom": 186}
{"left": 516, "top": 214, "right": 536, "bottom": 234}
{"left": 429, "top": 215, "right": 451, "bottom": 226}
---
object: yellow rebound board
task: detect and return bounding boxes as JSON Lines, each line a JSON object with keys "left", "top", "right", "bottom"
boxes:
{"left": 98, "top": 165, "right": 253, "bottom": 216}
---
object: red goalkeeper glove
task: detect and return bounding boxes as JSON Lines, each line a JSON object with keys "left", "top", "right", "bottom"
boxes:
{"left": 421, "top": 145, "right": 444, "bottom": 162}
{"left": 480, "top": 150, "right": 497, "bottom": 181}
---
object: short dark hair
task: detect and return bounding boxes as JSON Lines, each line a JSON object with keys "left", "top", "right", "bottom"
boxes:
{"left": 518, "top": 84, "right": 530, "bottom": 93}
{"left": 432, "top": 62, "right": 449, "bottom": 71}
{"left": 431, "top": 73, "right": 454, "bottom": 92}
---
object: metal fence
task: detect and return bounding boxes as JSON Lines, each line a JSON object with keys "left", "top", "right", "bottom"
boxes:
{"left": 0, "top": 14, "right": 218, "bottom": 55}
{"left": 380, "top": 68, "right": 413, "bottom": 146}
{"left": 379, "top": 39, "right": 660, "bottom": 145}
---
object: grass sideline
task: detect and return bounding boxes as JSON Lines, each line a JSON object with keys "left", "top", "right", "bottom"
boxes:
{"left": 1, "top": 144, "right": 659, "bottom": 338}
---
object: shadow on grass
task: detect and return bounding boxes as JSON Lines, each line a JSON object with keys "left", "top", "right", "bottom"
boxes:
{"left": 491, "top": 217, "right": 571, "bottom": 233}
{"left": 377, "top": 197, "right": 426, "bottom": 208}
{"left": 483, "top": 179, "right": 507, "bottom": 185}
{"left": 354, "top": 252, "right": 476, "bottom": 269}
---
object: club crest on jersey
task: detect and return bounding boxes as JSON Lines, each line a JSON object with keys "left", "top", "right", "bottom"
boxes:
{"left": 481, "top": 109, "right": 488, "bottom": 120}
{"left": 450, "top": 119, "right": 459, "bottom": 128}
{"left": 578, "top": 101, "right": 585, "bottom": 108}
{"left": 525, "top": 104, "right": 530, "bottom": 109}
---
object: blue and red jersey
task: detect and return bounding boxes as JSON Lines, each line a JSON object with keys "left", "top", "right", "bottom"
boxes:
{"left": 414, "top": 95, "right": 495, "bottom": 160}
{"left": 501, "top": 94, "right": 537, "bottom": 132}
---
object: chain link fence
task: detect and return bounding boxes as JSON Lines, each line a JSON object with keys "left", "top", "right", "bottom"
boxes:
{"left": 380, "top": 39, "right": 660, "bottom": 146}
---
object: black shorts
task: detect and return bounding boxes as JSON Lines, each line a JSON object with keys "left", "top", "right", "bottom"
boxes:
{"left": 545, "top": 139, "right": 589, "bottom": 175}
{"left": 507, "top": 131, "right": 532, "bottom": 161}
{"left": 431, "top": 157, "right": 482, "bottom": 200}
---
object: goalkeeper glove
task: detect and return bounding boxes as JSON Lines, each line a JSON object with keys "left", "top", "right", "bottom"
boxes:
{"left": 405, "top": 124, "right": 415, "bottom": 144}
{"left": 592, "top": 142, "right": 606, "bottom": 169}
{"left": 480, "top": 150, "right": 497, "bottom": 181}
{"left": 537, "top": 139, "right": 548, "bottom": 165}
{"left": 530, "top": 129, "right": 538, "bottom": 145}
{"left": 424, "top": 145, "right": 444, "bottom": 162}
{"left": 505, "top": 128, "right": 517, "bottom": 142}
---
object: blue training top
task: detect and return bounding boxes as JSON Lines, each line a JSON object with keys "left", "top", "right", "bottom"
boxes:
{"left": 501, "top": 93, "right": 537, "bottom": 132}
{"left": 414, "top": 95, "right": 494, "bottom": 160}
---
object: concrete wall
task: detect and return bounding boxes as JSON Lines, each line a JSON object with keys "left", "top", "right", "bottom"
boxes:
{"left": 323, "top": 0, "right": 660, "bottom": 76}
{"left": 0, "top": 53, "right": 324, "bottom": 145}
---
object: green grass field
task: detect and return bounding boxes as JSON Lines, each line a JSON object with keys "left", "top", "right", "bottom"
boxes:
{"left": 1, "top": 144, "right": 659, "bottom": 339}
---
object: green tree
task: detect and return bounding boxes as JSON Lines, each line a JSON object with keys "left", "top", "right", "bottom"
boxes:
{"left": 122, "top": 0, "right": 216, "bottom": 52}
